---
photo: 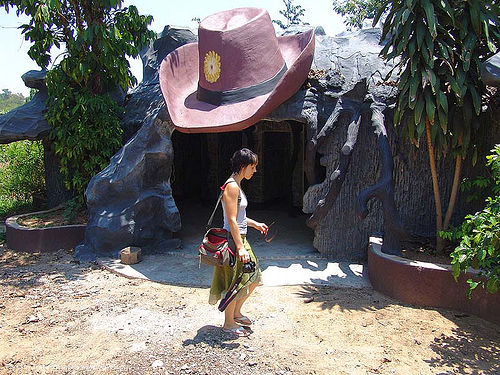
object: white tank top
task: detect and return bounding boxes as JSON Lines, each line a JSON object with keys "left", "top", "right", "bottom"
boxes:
{"left": 222, "top": 181, "right": 248, "bottom": 235}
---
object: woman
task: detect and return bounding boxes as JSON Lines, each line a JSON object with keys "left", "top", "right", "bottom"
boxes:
{"left": 209, "top": 148, "right": 268, "bottom": 337}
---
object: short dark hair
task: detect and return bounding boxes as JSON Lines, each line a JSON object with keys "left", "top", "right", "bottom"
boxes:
{"left": 230, "top": 148, "right": 258, "bottom": 174}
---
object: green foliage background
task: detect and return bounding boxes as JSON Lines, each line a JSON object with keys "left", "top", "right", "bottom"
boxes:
{"left": 0, "top": 89, "right": 45, "bottom": 221}
{"left": 0, "top": 140, "right": 45, "bottom": 202}
{"left": 375, "top": 0, "right": 498, "bottom": 158}
{"left": 374, "top": 0, "right": 499, "bottom": 254}
{"left": 0, "top": 89, "right": 26, "bottom": 114}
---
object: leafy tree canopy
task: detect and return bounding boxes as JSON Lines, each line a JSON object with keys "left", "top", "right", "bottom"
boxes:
{"left": 332, "top": 0, "right": 387, "bottom": 29}
{"left": 1, "top": 0, "right": 155, "bottom": 93}
{"left": 0, "top": 0, "right": 156, "bottom": 204}
{"left": 273, "top": 0, "right": 309, "bottom": 29}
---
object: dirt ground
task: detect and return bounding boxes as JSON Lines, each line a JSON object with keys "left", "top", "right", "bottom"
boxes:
{"left": 16, "top": 208, "right": 87, "bottom": 228}
{"left": 1, "top": 246, "right": 499, "bottom": 375}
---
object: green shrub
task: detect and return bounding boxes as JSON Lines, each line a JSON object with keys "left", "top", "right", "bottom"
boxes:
{"left": 46, "top": 71, "right": 123, "bottom": 203}
{"left": 443, "top": 145, "right": 500, "bottom": 297}
{"left": 0, "top": 140, "right": 46, "bottom": 202}
{"left": 0, "top": 197, "right": 34, "bottom": 222}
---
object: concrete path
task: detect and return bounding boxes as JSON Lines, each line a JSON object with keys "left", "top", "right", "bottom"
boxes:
{"left": 99, "top": 247, "right": 370, "bottom": 289}
{"left": 99, "top": 203, "right": 371, "bottom": 289}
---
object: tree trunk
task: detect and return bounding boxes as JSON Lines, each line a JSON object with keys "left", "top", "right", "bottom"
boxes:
{"left": 42, "top": 139, "right": 72, "bottom": 208}
{"left": 425, "top": 118, "right": 444, "bottom": 251}
{"left": 443, "top": 153, "right": 462, "bottom": 230}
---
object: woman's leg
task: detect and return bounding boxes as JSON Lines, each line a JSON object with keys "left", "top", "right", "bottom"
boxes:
{"left": 223, "top": 298, "right": 239, "bottom": 329}
{"left": 234, "top": 282, "right": 258, "bottom": 319}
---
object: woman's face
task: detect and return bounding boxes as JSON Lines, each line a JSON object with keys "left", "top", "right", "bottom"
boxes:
{"left": 241, "top": 163, "right": 257, "bottom": 180}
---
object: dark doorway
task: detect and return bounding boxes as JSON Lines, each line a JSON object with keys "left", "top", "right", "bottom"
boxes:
{"left": 171, "top": 120, "right": 306, "bottom": 210}
{"left": 170, "top": 120, "right": 315, "bottom": 257}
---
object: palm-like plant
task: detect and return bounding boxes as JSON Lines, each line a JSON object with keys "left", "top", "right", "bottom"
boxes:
{"left": 374, "top": 0, "right": 499, "bottom": 251}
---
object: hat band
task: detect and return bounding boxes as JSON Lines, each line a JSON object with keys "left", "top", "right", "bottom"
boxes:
{"left": 197, "top": 62, "right": 287, "bottom": 106}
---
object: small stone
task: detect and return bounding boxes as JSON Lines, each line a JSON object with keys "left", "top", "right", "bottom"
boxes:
{"left": 151, "top": 359, "right": 163, "bottom": 368}
{"left": 120, "top": 247, "right": 142, "bottom": 265}
{"left": 26, "top": 313, "right": 43, "bottom": 323}
{"left": 239, "top": 353, "right": 247, "bottom": 361}
{"left": 248, "top": 361, "right": 257, "bottom": 367}
{"left": 130, "top": 342, "right": 147, "bottom": 353}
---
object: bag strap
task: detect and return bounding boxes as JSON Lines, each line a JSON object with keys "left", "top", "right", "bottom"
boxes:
{"left": 206, "top": 179, "right": 240, "bottom": 229}
{"left": 206, "top": 189, "right": 225, "bottom": 228}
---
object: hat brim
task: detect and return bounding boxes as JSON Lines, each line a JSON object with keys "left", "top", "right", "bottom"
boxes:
{"left": 159, "top": 29, "right": 315, "bottom": 133}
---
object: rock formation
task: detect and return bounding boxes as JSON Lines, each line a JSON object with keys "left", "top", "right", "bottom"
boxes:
{"left": 0, "top": 70, "right": 50, "bottom": 143}
{"left": 76, "top": 26, "right": 195, "bottom": 258}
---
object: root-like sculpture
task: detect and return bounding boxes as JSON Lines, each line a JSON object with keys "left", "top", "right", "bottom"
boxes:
{"left": 306, "top": 97, "right": 361, "bottom": 229}
{"left": 356, "top": 100, "right": 407, "bottom": 255}
{"left": 305, "top": 90, "right": 406, "bottom": 255}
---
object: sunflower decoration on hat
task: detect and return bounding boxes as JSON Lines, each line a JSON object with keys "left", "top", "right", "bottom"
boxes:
{"left": 159, "top": 7, "right": 315, "bottom": 133}
{"left": 204, "top": 51, "right": 221, "bottom": 83}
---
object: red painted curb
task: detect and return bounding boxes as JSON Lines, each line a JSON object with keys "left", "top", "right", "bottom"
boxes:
{"left": 5, "top": 207, "right": 85, "bottom": 253}
{"left": 368, "top": 237, "right": 500, "bottom": 325}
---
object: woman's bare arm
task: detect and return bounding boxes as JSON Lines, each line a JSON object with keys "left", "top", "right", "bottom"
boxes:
{"left": 247, "top": 217, "right": 268, "bottom": 234}
{"left": 223, "top": 183, "right": 248, "bottom": 261}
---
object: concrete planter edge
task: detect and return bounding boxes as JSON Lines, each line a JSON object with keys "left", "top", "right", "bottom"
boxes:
{"left": 5, "top": 206, "right": 86, "bottom": 253}
{"left": 367, "top": 237, "right": 500, "bottom": 325}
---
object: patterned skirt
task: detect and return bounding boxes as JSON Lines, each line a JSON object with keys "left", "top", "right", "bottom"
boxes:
{"left": 208, "top": 235, "right": 262, "bottom": 305}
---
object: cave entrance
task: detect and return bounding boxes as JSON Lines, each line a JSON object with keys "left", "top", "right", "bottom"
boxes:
{"left": 170, "top": 120, "right": 316, "bottom": 258}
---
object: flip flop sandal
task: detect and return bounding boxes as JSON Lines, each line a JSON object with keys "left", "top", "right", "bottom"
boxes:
{"left": 234, "top": 316, "right": 252, "bottom": 326}
{"left": 222, "top": 326, "right": 250, "bottom": 337}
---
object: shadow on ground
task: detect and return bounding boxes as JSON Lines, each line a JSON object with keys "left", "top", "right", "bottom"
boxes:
{"left": 182, "top": 325, "right": 246, "bottom": 350}
{"left": 425, "top": 314, "right": 500, "bottom": 375}
{"left": 0, "top": 245, "right": 95, "bottom": 290}
{"left": 296, "top": 283, "right": 500, "bottom": 374}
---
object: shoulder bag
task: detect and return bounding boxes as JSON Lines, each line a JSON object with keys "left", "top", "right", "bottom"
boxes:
{"left": 198, "top": 182, "right": 238, "bottom": 267}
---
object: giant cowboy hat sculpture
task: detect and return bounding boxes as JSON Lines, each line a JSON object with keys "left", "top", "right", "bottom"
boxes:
{"left": 159, "top": 7, "right": 315, "bottom": 133}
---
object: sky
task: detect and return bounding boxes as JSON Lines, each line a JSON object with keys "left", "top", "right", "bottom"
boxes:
{"left": 0, "top": 0, "right": 345, "bottom": 97}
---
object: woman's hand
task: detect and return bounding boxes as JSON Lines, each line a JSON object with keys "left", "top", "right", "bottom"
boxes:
{"left": 255, "top": 222, "right": 269, "bottom": 235}
{"left": 238, "top": 247, "right": 251, "bottom": 263}
{"left": 247, "top": 218, "right": 268, "bottom": 235}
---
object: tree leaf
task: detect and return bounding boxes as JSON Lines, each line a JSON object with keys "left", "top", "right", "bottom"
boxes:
{"left": 409, "top": 75, "right": 419, "bottom": 109}
{"left": 415, "top": 96, "right": 425, "bottom": 125}
{"left": 425, "top": 90, "right": 436, "bottom": 125}
{"left": 483, "top": 20, "right": 497, "bottom": 53}
{"left": 469, "top": 85, "right": 481, "bottom": 116}
{"left": 421, "top": 0, "right": 437, "bottom": 38}
{"left": 436, "top": 90, "right": 448, "bottom": 113}
{"left": 416, "top": 21, "right": 426, "bottom": 50}
{"left": 487, "top": 279, "right": 498, "bottom": 294}
{"left": 468, "top": 1, "right": 481, "bottom": 36}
